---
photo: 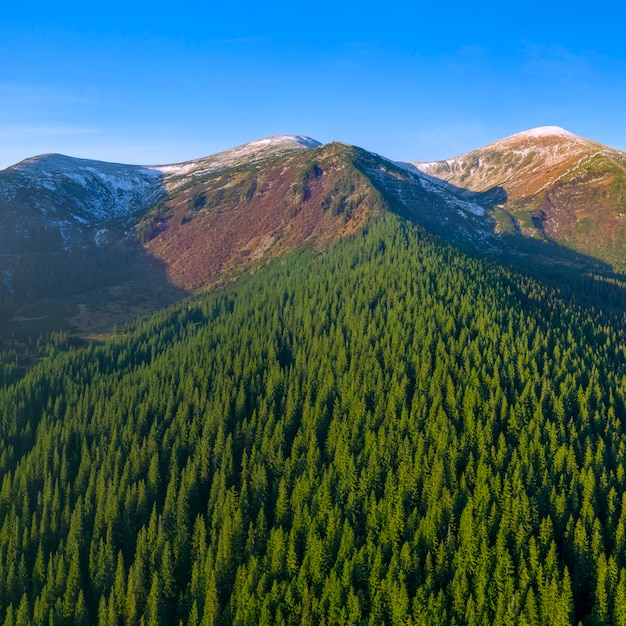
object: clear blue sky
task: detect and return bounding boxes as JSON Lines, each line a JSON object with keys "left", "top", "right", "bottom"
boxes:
{"left": 1, "top": 1, "right": 625, "bottom": 169}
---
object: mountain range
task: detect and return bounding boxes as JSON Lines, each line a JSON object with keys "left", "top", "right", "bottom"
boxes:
{"left": 3, "top": 126, "right": 626, "bottom": 625}
{"left": 2, "top": 126, "right": 625, "bottom": 338}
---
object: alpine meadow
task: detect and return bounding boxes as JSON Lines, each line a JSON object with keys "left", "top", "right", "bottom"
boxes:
{"left": 2, "top": 129, "right": 626, "bottom": 625}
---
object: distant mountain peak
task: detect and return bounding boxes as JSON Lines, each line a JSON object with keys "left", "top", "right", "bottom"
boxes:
{"left": 411, "top": 126, "right": 608, "bottom": 195}
{"left": 511, "top": 126, "right": 578, "bottom": 140}
{"left": 153, "top": 135, "right": 321, "bottom": 182}
{"left": 410, "top": 126, "right": 626, "bottom": 266}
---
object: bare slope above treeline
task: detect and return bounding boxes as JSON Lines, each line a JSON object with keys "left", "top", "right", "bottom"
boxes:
{"left": 412, "top": 126, "right": 626, "bottom": 264}
{"left": 2, "top": 126, "right": 626, "bottom": 335}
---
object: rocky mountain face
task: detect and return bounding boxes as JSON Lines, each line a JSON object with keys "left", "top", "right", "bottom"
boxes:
{"left": 412, "top": 126, "right": 626, "bottom": 266}
{"left": 2, "top": 127, "right": 625, "bottom": 336}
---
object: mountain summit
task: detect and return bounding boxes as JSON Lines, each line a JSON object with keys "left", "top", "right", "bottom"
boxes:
{"left": 413, "top": 126, "right": 605, "bottom": 200}
{"left": 412, "top": 127, "right": 626, "bottom": 264}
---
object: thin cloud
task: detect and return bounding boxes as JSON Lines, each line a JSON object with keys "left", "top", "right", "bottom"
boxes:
{"left": 0, "top": 83, "right": 96, "bottom": 105}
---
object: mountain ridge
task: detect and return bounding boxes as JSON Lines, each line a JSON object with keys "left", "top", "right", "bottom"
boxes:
{"left": 2, "top": 126, "right": 626, "bottom": 338}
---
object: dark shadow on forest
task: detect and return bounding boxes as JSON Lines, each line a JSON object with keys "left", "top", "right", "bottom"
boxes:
{"left": 0, "top": 165, "right": 189, "bottom": 342}
{"left": 390, "top": 167, "right": 626, "bottom": 318}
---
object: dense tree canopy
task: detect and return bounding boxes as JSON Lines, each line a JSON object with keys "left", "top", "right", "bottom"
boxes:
{"left": 1, "top": 214, "right": 626, "bottom": 624}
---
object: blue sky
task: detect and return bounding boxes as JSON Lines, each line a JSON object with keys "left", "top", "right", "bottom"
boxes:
{"left": 1, "top": 1, "right": 625, "bottom": 168}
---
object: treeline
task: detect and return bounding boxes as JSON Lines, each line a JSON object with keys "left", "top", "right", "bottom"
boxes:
{"left": 1, "top": 214, "right": 626, "bottom": 624}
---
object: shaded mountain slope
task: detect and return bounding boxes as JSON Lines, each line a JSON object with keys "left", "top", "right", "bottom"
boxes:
{"left": 0, "top": 155, "right": 170, "bottom": 325}
{"left": 352, "top": 148, "right": 493, "bottom": 250}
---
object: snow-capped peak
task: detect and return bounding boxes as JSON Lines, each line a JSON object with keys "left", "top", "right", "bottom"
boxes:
{"left": 512, "top": 126, "right": 578, "bottom": 140}
{"left": 153, "top": 135, "right": 321, "bottom": 182}
{"left": 408, "top": 124, "right": 621, "bottom": 205}
{"left": 245, "top": 135, "right": 321, "bottom": 150}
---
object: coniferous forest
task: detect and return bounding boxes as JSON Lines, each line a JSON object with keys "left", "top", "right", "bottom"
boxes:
{"left": 3, "top": 213, "right": 626, "bottom": 624}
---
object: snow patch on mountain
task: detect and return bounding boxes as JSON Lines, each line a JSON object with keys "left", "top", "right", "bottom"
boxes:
{"left": 3, "top": 270, "right": 13, "bottom": 295}
{"left": 94, "top": 228, "right": 108, "bottom": 247}
{"left": 154, "top": 135, "right": 321, "bottom": 188}
{"left": 394, "top": 160, "right": 486, "bottom": 216}
{"left": 511, "top": 126, "right": 578, "bottom": 140}
{"left": 1, "top": 153, "right": 166, "bottom": 225}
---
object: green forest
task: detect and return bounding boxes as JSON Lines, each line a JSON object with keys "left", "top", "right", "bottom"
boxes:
{"left": 2, "top": 213, "right": 626, "bottom": 624}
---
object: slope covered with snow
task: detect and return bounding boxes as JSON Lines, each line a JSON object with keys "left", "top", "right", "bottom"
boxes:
{"left": 154, "top": 135, "right": 321, "bottom": 189}
{"left": 1, "top": 154, "right": 166, "bottom": 225}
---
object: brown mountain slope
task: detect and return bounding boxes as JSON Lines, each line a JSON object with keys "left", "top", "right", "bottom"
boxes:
{"left": 413, "top": 127, "right": 626, "bottom": 266}
{"left": 139, "top": 142, "right": 385, "bottom": 290}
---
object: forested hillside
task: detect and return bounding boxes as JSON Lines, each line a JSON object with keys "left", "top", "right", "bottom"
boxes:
{"left": 1, "top": 214, "right": 626, "bottom": 624}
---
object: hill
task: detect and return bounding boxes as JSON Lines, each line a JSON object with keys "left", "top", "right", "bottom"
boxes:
{"left": 1, "top": 213, "right": 626, "bottom": 624}
{"left": 3, "top": 127, "right": 626, "bottom": 346}
{"left": 0, "top": 135, "right": 491, "bottom": 339}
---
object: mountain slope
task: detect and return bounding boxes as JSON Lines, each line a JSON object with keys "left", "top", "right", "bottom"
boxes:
{"left": 2, "top": 153, "right": 165, "bottom": 224}
{"left": 138, "top": 140, "right": 383, "bottom": 290}
{"left": 138, "top": 138, "right": 498, "bottom": 291}
{"left": 0, "top": 154, "right": 165, "bottom": 262}
{"left": 1, "top": 214, "right": 626, "bottom": 624}
{"left": 353, "top": 148, "right": 493, "bottom": 249}
{"left": 0, "top": 154, "right": 167, "bottom": 306}
{"left": 412, "top": 126, "right": 626, "bottom": 265}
